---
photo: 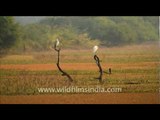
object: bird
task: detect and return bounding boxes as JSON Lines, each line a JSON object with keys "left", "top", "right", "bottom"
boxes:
{"left": 93, "top": 45, "right": 99, "bottom": 54}
{"left": 56, "top": 38, "right": 60, "bottom": 47}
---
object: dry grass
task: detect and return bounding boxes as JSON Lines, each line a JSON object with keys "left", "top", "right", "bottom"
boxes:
{"left": 0, "top": 43, "right": 159, "bottom": 103}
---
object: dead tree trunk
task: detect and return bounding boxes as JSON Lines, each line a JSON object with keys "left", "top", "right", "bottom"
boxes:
{"left": 94, "top": 55, "right": 103, "bottom": 83}
{"left": 54, "top": 48, "right": 73, "bottom": 82}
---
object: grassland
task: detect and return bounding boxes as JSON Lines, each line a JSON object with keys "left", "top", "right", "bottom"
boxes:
{"left": 0, "top": 43, "right": 159, "bottom": 96}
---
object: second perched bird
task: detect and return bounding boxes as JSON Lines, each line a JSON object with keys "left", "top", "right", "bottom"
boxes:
{"left": 93, "top": 45, "right": 98, "bottom": 55}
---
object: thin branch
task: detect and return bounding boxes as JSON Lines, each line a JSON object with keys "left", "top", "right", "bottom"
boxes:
{"left": 103, "top": 68, "right": 112, "bottom": 75}
{"left": 94, "top": 55, "right": 103, "bottom": 83}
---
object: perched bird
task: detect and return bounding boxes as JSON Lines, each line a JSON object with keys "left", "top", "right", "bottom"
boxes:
{"left": 54, "top": 38, "right": 60, "bottom": 49}
{"left": 56, "top": 38, "right": 60, "bottom": 47}
{"left": 93, "top": 45, "right": 98, "bottom": 55}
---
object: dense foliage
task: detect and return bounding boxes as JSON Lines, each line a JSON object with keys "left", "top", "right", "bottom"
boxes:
{"left": 0, "top": 17, "right": 19, "bottom": 52}
{"left": 1, "top": 16, "right": 158, "bottom": 52}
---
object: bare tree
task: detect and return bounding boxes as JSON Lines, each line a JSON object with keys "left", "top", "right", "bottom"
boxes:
{"left": 93, "top": 46, "right": 103, "bottom": 83}
{"left": 94, "top": 54, "right": 103, "bottom": 83}
{"left": 52, "top": 39, "right": 73, "bottom": 82}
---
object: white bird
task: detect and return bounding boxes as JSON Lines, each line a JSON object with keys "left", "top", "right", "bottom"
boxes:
{"left": 56, "top": 38, "right": 60, "bottom": 47}
{"left": 93, "top": 45, "right": 99, "bottom": 54}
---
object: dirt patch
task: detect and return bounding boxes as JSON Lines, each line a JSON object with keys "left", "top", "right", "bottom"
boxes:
{"left": 0, "top": 93, "right": 159, "bottom": 104}
{"left": 0, "top": 63, "right": 95, "bottom": 71}
{"left": 0, "top": 62, "right": 159, "bottom": 71}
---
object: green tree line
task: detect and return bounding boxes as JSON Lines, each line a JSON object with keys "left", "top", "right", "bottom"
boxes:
{"left": 0, "top": 17, "right": 19, "bottom": 53}
{"left": 0, "top": 16, "right": 158, "bottom": 53}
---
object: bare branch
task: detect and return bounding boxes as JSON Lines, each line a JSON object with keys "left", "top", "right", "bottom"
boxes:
{"left": 103, "top": 68, "right": 112, "bottom": 75}
{"left": 54, "top": 44, "right": 73, "bottom": 82}
{"left": 94, "top": 55, "right": 103, "bottom": 83}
